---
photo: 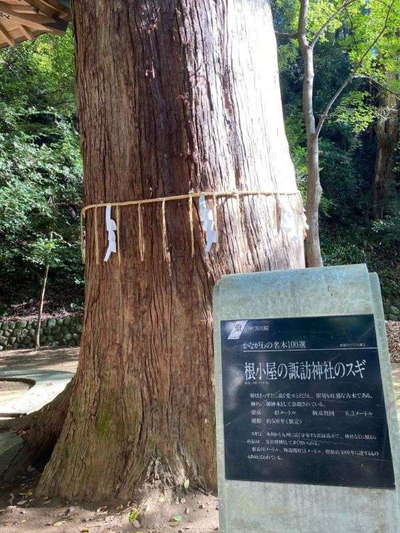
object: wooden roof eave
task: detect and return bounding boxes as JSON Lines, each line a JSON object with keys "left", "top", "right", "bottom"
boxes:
{"left": 0, "top": 0, "right": 70, "bottom": 49}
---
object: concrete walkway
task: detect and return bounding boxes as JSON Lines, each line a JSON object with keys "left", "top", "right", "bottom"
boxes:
{"left": 0, "top": 369, "right": 74, "bottom": 417}
{"left": 0, "top": 347, "right": 78, "bottom": 415}
{"left": 0, "top": 347, "right": 78, "bottom": 476}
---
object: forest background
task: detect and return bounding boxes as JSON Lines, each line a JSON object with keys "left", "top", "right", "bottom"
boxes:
{"left": 0, "top": 0, "right": 399, "bottom": 321}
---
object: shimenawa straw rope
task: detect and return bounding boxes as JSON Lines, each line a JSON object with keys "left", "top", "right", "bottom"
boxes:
{"left": 80, "top": 189, "right": 300, "bottom": 263}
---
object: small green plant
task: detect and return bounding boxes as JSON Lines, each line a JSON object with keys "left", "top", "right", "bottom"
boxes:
{"left": 128, "top": 508, "right": 140, "bottom": 522}
{"left": 169, "top": 514, "right": 183, "bottom": 525}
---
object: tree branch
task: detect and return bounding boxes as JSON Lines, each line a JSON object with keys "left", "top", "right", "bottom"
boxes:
{"left": 354, "top": 74, "right": 400, "bottom": 99}
{"left": 298, "top": 0, "right": 309, "bottom": 43}
{"left": 315, "top": 0, "right": 396, "bottom": 137}
{"left": 315, "top": 74, "right": 353, "bottom": 137}
{"left": 344, "top": 5, "right": 358, "bottom": 49}
{"left": 311, "top": 0, "right": 359, "bottom": 49}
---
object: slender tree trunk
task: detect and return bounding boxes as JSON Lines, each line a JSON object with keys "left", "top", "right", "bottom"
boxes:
{"left": 35, "top": 0, "right": 305, "bottom": 501}
{"left": 298, "top": 0, "right": 323, "bottom": 267}
{"left": 304, "top": 132, "right": 322, "bottom": 267}
{"left": 372, "top": 82, "right": 399, "bottom": 219}
{"left": 35, "top": 263, "right": 50, "bottom": 351}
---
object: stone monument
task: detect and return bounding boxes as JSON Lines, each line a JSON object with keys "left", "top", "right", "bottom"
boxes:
{"left": 213, "top": 264, "right": 400, "bottom": 533}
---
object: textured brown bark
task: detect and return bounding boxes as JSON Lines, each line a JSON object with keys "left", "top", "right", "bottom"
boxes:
{"left": 372, "top": 83, "right": 399, "bottom": 219}
{"left": 36, "top": 0, "right": 305, "bottom": 501}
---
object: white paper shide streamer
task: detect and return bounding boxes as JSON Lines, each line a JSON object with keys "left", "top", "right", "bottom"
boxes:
{"left": 280, "top": 202, "right": 299, "bottom": 244}
{"left": 199, "top": 195, "right": 217, "bottom": 252}
{"left": 104, "top": 205, "right": 117, "bottom": 262}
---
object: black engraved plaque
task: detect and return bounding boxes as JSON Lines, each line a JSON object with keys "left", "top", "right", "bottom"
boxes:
{"left": 221, "top": 315, "right": 395, "bottom": 489}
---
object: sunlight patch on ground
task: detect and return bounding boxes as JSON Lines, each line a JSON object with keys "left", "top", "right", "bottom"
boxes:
{"left": 0, "top": 380, "right": 30, "bottom": 404}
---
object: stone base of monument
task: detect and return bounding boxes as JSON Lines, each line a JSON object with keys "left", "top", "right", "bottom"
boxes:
{"left": 213, "top": 265, "right": 400, "bottom": 533}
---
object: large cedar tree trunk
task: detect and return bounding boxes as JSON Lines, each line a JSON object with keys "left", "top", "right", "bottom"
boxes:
{"left": 36, "top": 0, "right": 305, "bottom": 501}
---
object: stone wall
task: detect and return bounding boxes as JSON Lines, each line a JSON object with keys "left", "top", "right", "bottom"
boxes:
{"left": 385, "top": 303, "right": 400, "bottom": 321}
{"left": 0, "top": 314, "right": 82, "bottom": 351}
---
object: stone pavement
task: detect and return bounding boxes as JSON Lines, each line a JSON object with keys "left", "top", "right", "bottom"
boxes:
{"left": 0, "top": 369, "right": 74, "bottom": 417}
{"left": 0, "top": 347, "right": 79, "bottom": 476}
{"left": 0, "top": 346, "right": 78, "bottom": 413}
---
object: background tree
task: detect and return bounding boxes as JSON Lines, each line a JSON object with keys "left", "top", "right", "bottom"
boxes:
{"left": 274, "top": 0, "right": 400, "bottom": 313}
{"left": 372, "top": 78, "right": 399, "bottom": 219}
{"left": 274, "top": 0, "right": 400, "bottom": 266}
{"left": 31, "top": 230, "right": 73, "bottom": 350}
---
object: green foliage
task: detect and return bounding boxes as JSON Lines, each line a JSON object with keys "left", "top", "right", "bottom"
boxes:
{"left": 274, "top": 0, "right": 400, "bottom": 308}
{"left": 332, "top": 90, "right": 376, "bottom": 133}
{"left": 29, "top": 236, "right": 62, "bottom": 268}
{"left": 371, "top": 215, "right": 400, "bottom": 248}
{"left": 322, "top": 219, "right": 400, "bottom": 306}
{"left": 0, "top": 30, "right": 83, "bottom": 313}
{"left": 344, "top": 0, "right": 400, "bottom": 81}
{"left": 0, "top": 29, "right": 74, "bottom": 111}
{"left": 284, "top": 113, "right": 308, "bottom": 181}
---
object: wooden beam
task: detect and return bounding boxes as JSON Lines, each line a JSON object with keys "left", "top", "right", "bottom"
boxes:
{"left": 24, "top": 0, "right": 63, "bottom": 19}
{"left": 0, "top": 21, "right": 15, "bottom": 46}
{"left": 39, "top": 0, "right": 69, "bottom": 16}
{"left": 19, "top": 24, "right": 33, "bottom": 40}
{"left": 0, "top": 2, "right": 65, "bottom": 32}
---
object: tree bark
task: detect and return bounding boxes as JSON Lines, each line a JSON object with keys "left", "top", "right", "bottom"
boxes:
{"left": 36, "top": 0, "right": 305, "bottom": 501}
{"left": 372, "top": 82, "right": 399, "bottom": 219}
{"left": 304, "top": 135, "right": 322, "bottom": 267}
{"left": 298, "top": 0, "right": 323, "bottom": 267}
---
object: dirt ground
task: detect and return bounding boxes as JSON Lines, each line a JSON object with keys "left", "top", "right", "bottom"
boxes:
{"left": 387, "top": 320, "right": 400, "bottom": 363}
{"left": 0, "top": 474, "right": 219, "bottom": 533}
